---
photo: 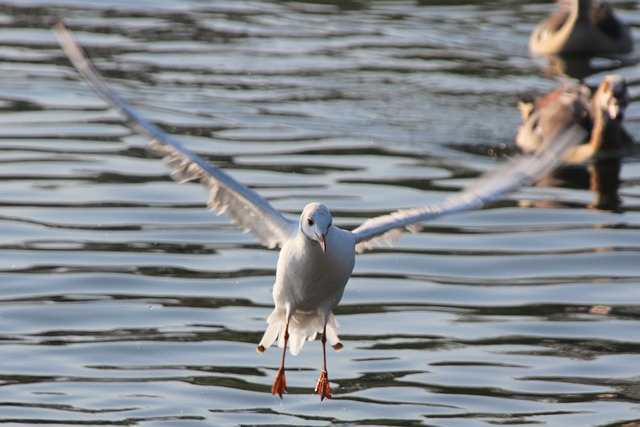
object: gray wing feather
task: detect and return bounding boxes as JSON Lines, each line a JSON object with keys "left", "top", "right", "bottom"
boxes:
{"left": 52, "top": 21, "right": 295, "bottom": 249}
{"left": 352, "top": 125, "right": 585, "bottom": 253}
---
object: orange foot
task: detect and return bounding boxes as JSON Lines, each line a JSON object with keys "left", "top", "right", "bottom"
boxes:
{"left": 314, "top": 370, "right": 332, "bottom": 401}
{"left": 272, "top": 367, "right": 287, "bottom": 398}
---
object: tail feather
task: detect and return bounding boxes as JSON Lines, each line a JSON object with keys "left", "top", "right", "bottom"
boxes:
{"left": 257, "top": 310, "right": 341, "bottom": 356}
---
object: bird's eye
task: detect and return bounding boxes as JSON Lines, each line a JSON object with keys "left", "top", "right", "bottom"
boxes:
{"left": 307, "top": 218, "right": 314, "bottom": 226}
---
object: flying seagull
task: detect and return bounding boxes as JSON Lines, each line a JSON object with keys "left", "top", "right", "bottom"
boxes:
{"left": 52, "top": 21, "right": 583, "bottom": 401}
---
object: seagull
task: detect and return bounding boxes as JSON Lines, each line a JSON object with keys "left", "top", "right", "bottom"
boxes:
{"left": 52, "top": 21, "right": 584, "bottom": 401}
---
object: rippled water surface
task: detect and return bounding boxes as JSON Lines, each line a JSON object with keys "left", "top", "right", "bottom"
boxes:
{"left": 1, "top": 1, "right": 640, "bottom": 426}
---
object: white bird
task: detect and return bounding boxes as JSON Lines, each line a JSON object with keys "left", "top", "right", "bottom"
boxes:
{"left": 52, "top": 21, "right": 584, "bottom": 401}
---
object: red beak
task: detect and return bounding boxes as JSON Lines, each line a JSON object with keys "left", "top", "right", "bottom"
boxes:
{"left": 316, "top": 234, "right": 326, "bottom": 254}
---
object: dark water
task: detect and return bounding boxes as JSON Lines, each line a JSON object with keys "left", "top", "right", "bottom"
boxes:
{"left": 1, "top": 1, "right": 640, "bottom": 426}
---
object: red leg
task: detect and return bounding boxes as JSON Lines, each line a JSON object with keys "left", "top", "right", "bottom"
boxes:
{"left": 271, "top": 320, "right": 289, "bottom": 398}
{"left": 314, "top": 324, "right": 332, "bottom": 400}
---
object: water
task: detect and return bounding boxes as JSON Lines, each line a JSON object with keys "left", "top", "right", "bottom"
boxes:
{"left": 1, "top": 1, "right": 640, "bottom": 425}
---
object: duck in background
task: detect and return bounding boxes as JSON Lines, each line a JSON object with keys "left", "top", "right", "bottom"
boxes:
{"left": 530, "top": 0, "right": 634, "bottom": 56}
{"left": 517, "top": 74, "right": 633, "bottom": 163}
{"left": 516, "top": 75, "right": 634, "bottom": 211}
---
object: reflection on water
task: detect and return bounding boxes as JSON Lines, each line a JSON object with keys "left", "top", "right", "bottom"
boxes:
{"left": 1, "top": 0, "right": 640, "bottom": 426}
{"left": 533, "top": 159, "right": 623, "bottom": 212}
{"left": 534, "top": 52, "right": 640, "bottom": 81}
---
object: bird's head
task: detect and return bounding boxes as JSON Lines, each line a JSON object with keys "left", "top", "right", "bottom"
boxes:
{"left": 594, "top": 75, "right": 628, "bottom": 122}
{"left": 300, "top": 202, "right": 332, "bottom": 253}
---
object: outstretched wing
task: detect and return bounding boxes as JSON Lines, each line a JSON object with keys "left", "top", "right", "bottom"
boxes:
{"left": 52, "top": 21, "right": 296, "bottom": 249}
{"left": 351, "top": 125, "right": 585, "bottom": 252}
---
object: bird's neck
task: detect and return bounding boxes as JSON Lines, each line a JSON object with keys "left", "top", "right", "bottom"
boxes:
{"left": 588, "top": 100, "right": 624, "bottom": 157}
{"left": 574, "top": 0, "right": 594, "bottom": 24}
{"left": 297, "top": 229, "right": 324, "bottom": 254}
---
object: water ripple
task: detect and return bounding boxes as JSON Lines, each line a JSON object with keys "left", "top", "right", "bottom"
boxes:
{"left": 0, "top": 0, "right": 639, "bottom": 426}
